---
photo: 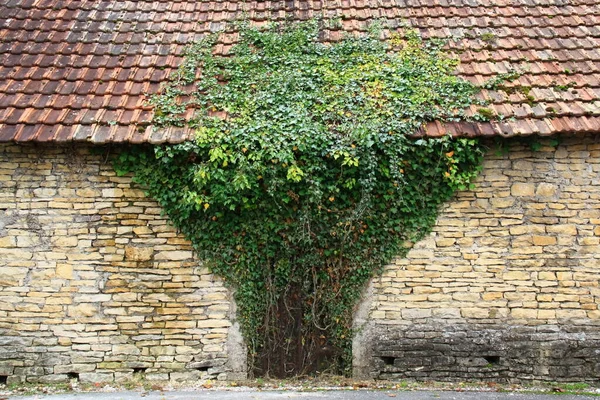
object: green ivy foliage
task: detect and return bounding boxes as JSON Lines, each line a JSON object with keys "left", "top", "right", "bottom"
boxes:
{"left": 116, "top": 20, "right": 489, "bottom": 376}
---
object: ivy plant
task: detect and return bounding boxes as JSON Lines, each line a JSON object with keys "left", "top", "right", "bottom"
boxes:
{"left": 116, "top": 20, "right": 489, "bottom": 377}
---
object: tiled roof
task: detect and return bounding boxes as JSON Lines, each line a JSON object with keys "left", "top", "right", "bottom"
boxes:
{"left": 0, "top": 0, "right": 599, "bottom": 143}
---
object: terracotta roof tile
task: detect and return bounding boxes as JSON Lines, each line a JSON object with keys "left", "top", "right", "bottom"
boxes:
{"left": 0, "top": 0, "right": 599, "bottom": 143}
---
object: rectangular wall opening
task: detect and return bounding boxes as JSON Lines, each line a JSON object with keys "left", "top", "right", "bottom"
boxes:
{"left": 67, "top": 372, "right": 79, "bottom": 381}
{"left": 484, "top": 356, "right": 500, "bottom": 364}
{"left": 0, "top": 376, "right": 7, "bottom": 385}
{"left": 194, "top": 366, "right": 210, "bottom": 372}
{"left": 133, "top": 368, "right": 147, "bottom": 374}
{"left": 380, "top": 356, "right": 395, "bottom": 366}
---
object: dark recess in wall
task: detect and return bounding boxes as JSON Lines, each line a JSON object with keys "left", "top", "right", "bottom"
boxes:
{"left": 484, "top": 356, "right": 500, "bottom": 364}
{"left": 381, "top": 357, "right": 395, "bottom": 366}
{"left": 67, "top": 372, "right": 79, "bottom": 381}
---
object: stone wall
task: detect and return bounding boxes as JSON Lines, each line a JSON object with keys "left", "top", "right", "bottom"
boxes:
{"left": 3, "top": 134, "right": 600, "bottom": 385}
{"left": 0, "top": 144, "right": 246, "bottom": 384}
{"left": 355, "top": 134, "right": 600, "bottom": 382}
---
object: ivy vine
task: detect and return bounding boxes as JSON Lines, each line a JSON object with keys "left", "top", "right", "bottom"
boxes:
{"left": 116, "top": 20, "right": 492, "bottom": 377}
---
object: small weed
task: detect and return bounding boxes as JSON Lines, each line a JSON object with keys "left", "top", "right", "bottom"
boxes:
{"left": 554, "top": 82, "right": 576, "bottom": 92}
{"left": 558, "top": 382, "right": 590, "bottom": 391}
{"left": 480, "top": 32, "right": 496, "bottom": 42}
{"left": 525, "top": 94, "right": 536, "bottom": 106}
{"left": 476, "top": 108, "right": 496, "bottom": 120}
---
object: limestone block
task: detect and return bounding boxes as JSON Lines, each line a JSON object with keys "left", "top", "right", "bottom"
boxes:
{"left": 112, "top": 293, "right": 138, "bottom": 302}
{"left": 546, "top": 224, "right": 578, "bottom": 235}
{"left": 56, "top": 264, "right": 73, "bottom": 279}
{"left": 511, "top": 308, "right": 538, "bottom": 319}
{"left": 33, "top": 188, "right": 57, "bottom": 197}
{"left": 435, "top": 238, "right": 456, "bottom": 247}
{"left": 16, "top": 235, "right": 40, "bottom": 247}
{"left": 68, "top": 303, "right": 98, "bottom": 317}
{"left": 505, "top": 292, "right": 536, "bottom": 301}
{"left": 537, "top": 310, "right": 556, "bottom": 319}
{"left": 532, "top": 235, "right": 557, "bottom": 246}
{"left": 124, "top": 246, "right": 154, "bottom": 261}
{"left": 102, "top": 188, "right": 124, "bottom": 198}
{"left": 133, "top": 226, "right": 153, "bottom": 235}
{"left": 432, "top": 308, "right": 461, "bottom": 318}
{"left": 54, "top": 364, "right": 97, "bottom": 374}
{"left": 74, "top": 294, "right": 112, "bottom": 303}
{"left": 452, "top": 292, "right": 481, "bottom": 302}
{"left": 482, "top": 292, "right": 503, "bottom": 301}
{"left": 170, "top": 371, "right": 201, "bottom": 382}
{"left": 460, "top": 308, "right": 489, "bottom": 318}
{"left": 176, "top": 346, "right": 199, "bottom": 355}
{"left": 502, "top": 271, "right": 530, "bottom": 281}
{"left": 0, "top": 248, "right": 33, "bottom": 260}
{"left": 509, "top": 225, "right": 545, "bottom": 235}
{"left": 155, "top": 251, "right": 193, "bottom": 261}
{"left": 580, "top": 237, "right": 599, "bottom": 245}
{"left": 401, "top": 309, "right": 432, "bottom": 319}
{"left": 490, "top": 198, "right": 515, "bottom": 208}
{"left": 0, "top": 235, "right": 16, "bottom": 247}
{"left": 196, "top": 319, "right": 232, "bottom": 328}
{"left": 587, "top": 310, "right": 600, "bottom": 319}
{"left": 76, "top": 188, "right": 100, "bottom": 198}
{"left": 511, "top": 183, "right": 535, "bottom": 196}
{"left": 150, "top": 346, "right": 176, "bottom": 356}
{"left": 556, "top": 309, "right": 586, "bottom": 319}
{"left": 536, "top": 183, "right": 558, "bottom": 197}
{"left": 79, "top": 372, "right": 114, "bottom": 383}
{"left": 112, "top": 344, "right": 141, "bottom": 355}
{"left": 538, "top": 271, "right": 557, "bottom": 280}
{"left": 165, "top": 321, "right": 197, "bottom": 329}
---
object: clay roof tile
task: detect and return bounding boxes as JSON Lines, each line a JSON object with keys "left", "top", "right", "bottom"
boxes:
{"left": 0, "top": 0, "right": 599, "bottom": 143}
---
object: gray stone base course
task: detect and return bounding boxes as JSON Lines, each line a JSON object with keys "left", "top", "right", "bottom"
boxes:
{"left": 0, "top": 334, "right": 237, "bottom": 384}
{"left": 365, "top": 323, "right": 600, "bottom": 382}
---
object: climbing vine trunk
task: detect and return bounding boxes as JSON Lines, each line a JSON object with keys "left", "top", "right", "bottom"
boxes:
{"left": 254, "top": 283, "right": 341, "bottom": 377}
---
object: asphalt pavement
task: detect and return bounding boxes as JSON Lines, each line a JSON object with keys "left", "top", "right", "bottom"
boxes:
{"left": 8, "top": 390, "right": 600, "bottom": 400}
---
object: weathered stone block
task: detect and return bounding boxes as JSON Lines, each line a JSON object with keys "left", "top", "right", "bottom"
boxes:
{"left": 56, "top": 264, "right": 73, "bottom": 279}
{"left": 124, "top": 246, "right": 154, "bottom": 261}
{"left": 79, "top": 372, "right": 114, "bottom": 383}
{"left": 502, "top": 271, "right": 530, "bottom": 281}
{"left": 68, "top": 303, "right": 98, "bottom": 317}
{"left": 154, "top": 251, "right": 193, "bottom": 261}
{"left": 532, "top": 235, "right": 557, "bottom": 246}
{"left": 112, "top": 344, "right": 141, "bottom": 355}
{"left": 536, "top": 183, "right": 557, "bottom": 197}
{"left": 401, "top": 309, "right": 432, "bottom": 320}
{"left": 511, "top": 183, "right": 535, "bottom": 196}
{"left": 196, "top": 319, "right": 231, "bottom": 328}
{"left": 52, "top": 236, "right": 78, "bottom": 247}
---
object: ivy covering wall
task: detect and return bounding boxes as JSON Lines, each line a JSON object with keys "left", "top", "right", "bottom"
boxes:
{"left": 116, "top": 20, "right": 494, "bottom": 377}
